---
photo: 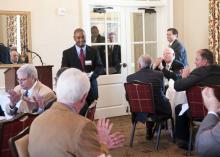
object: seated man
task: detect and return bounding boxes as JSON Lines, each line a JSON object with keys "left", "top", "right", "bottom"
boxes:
{"left": 127, "top": 54, "right": 172, "bottom": 140}
{"left": 195, "top": 87, "right": 220, "bottom": 157}
{"left": 9, "top": 47, "right": 20, "bottom": 64}
{"left": 174, "top": 49, "right": 220, "bottom": 149}
{"left": 154, "top": 47, "right": 184, "bottom": 93}
{"left": 5, "top": 64, "right": 56, "bottom": 115}
{"left": 154, "top": 47, "right": 184, "bottom": 82}
{"left": 28, "top": 68, "right": 125, "bottom": 157}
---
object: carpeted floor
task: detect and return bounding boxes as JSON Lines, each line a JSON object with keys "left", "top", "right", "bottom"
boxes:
{"left": 107, "top": 115, "right": 197, "bottom": 157}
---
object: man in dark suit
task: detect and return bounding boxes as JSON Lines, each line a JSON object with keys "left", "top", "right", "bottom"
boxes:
{"left": 91, "top": 26, "right": 105, "bottom": 43}
{"left": 91, "top": 26, "right": 105, "bottom": 72}
{"left": 0, "top": 43, "right": 10, "bottom": 64}
{"left": 127, "top": 55, "right": 172, "bottom": 140}
{"left": 9, "top": 48, "right": 20, "bottom": 64}
{"left": 174, "top": 49, "right": 220, "bottom": 90}
{"left": 61, "top": 28, "right": 103, "bottom": 116}
{"left": 154, "top": 47, "right": 184, "bottom": 91}
{"left": 174, "top": 49, "right": 220, "bottom": 149}
{"left": 195, "top": 87, "right": 220, "bottom": 157}
{"left": 167, "top": 28, "right": 188, "bottom": 67}
{"left": 107, "top": 32, "right": 121, "bottom": 74}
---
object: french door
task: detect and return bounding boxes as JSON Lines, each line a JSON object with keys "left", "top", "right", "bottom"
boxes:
{"left": 81, "top": 0, "right": 172, "bottom": 118}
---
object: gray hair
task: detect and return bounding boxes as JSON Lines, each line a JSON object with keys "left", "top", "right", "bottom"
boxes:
{"left": 17, "top": 64, "right": 38, "bottom": 79}
{"left": 137, "top": 55, "right": 152, "bottom": 69}
{"left": 56, "top": 68, "right": 90, "bottom": 106}
{"left": 163, "top": 47, "right": 174, "bottom": 54}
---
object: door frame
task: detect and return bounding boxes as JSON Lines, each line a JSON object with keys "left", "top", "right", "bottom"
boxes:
{"left": 81, "top": 0, "right": 173, "bottom": 118}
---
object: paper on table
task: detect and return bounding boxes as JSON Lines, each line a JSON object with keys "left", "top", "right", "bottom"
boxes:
{"left": 178, "top": 103, "right": 189, "bottom": 116}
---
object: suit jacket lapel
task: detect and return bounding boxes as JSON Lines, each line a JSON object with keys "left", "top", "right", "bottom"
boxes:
{"left": 171, "top": 39, "right": 177, "bottom": 48}
{"left": 85, "top": 46, "right": 91, "bottom": 61}
{"left": 32, "top": 81, "right": 41, "bottom": 97}
{"left": 72, "top": 46, "right": 84, "bottom": 70}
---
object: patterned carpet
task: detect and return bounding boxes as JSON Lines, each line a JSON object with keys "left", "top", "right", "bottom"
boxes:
{"left": 107, "top": 115, "right": 197, "bottom": 157}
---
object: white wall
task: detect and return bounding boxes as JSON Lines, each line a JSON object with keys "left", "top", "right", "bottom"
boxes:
{"left": 0, "top": 0, "right": 81, "bottom": 90}
{"left": 0, "top": 0, "right": 209, "bottom": 91}
{"left": 173, "top": 0, "right": 209, "bottom": 68}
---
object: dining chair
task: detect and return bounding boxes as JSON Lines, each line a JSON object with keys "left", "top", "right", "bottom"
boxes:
{"left": 124, "top": 81, "right": 175, "bottom": 150}
{"left": 9, "top": 127, "right": 30, "bottom": 157}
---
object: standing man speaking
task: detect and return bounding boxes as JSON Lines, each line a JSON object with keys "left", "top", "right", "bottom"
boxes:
{"left": 61, "top": 28, "right": 103, "bottom": 115}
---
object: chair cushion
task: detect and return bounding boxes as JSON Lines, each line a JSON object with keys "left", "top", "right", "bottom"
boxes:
{"left": 15, "top": 134, "right": 29, "bottom": 157}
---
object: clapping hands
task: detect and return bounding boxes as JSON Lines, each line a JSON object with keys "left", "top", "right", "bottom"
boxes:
{"left": 180, "top": 67, "right": 190, "bottom": 78}
{"left": 202, "top": 87, "right": 220, "bottom": 113}
{"left": 96, "top": 118, "right": 125, "bottom": 150}
{"left": 8, "top": 89, "right": 21, "bottom": 106}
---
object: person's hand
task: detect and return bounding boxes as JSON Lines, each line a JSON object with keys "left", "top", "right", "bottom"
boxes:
{"left": 202, "top": 87, "right": 220, "bottom": 113}
{"left": 154, "top": 57, "right": 163, "bottom": 68}
{"left": 33, "top": 94, "right": 45, "bottom": 108}
{"left": 8, "top": 89, "right": 21, "bottom": 105}
{"left": 180, "top": 67, "right": 190, "bottom": 78}
{"left": 107, "top": 132, "right": 125, "bottom": 149}
{"left": 96, "top": 118, "right": 125, "bottom": 150}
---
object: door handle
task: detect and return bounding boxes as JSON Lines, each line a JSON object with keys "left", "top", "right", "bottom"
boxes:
{"left": 120, "top": 63, "right": 127, "bottom": 68}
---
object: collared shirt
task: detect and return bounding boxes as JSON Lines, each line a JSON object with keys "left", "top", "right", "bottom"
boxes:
{"left": 166, "top": 61, "right": 173, "bottom": 70}
{"left": 25, "top": 80, "right": 38, "bottom": 97}
{"left": 169, "top": 40, "right": 175, "bottom": 46}
{"left": 15, "top": 81, "right": 38, "bottom": 109}
{"left": 75, "top": 45, "right": 86, "bottom": 57}
{"left": 208, "top": 111, "right": 219, "bottom": 119}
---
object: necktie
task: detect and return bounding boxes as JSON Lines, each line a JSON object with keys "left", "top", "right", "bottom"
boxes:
{"left": 79, "top": 48, "right": 85, "bottom": 71}
{"left": 24, "top": 90, "right": 29, "bottom": 97}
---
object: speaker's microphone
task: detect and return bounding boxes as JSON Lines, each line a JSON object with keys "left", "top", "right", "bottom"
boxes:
{"left": 24, "top": 46, "right": 44, "bottom": 66}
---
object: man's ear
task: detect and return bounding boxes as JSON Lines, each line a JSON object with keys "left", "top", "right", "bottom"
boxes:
{"left": 202, "top": 59, "right": 209, "bottom": 66}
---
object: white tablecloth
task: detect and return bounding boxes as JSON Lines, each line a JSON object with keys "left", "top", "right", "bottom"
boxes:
{"left": 166, "top": 79, "right": 188, "bottom": 119}
{"left": 0, "top": 92, "right": 13, "bottom": 119}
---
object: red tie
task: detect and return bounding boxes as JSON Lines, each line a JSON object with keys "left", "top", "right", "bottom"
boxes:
{"left": 79, "top": 48, "right": 85, "bottom": 71}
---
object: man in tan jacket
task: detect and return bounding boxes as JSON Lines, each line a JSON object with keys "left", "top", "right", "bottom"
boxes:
{"left": 28, "top": 68, "right": 124, "bottom": 157}
{"left": 5, "top": 64, "right": 56, "bottom": 115}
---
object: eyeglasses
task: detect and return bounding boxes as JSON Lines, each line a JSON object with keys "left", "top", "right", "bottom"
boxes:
{"left": 17, "top": 78, "right": 28, "bottom": 83}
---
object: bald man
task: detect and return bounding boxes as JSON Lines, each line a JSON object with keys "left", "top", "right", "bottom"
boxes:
{"left": 127, "top": 55, "right": 172, "bottom": 140}
{"left": 154, "top": 47, "right": 184, "bottom": 81}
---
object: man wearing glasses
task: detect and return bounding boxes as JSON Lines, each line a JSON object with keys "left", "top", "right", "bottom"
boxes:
{"left": 5, "top": 64, "right": 56, "bottom": 116}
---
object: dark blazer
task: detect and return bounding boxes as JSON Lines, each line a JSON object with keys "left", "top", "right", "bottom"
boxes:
{"left": 195, "top": 114, "right": 220, "bottom": 157}
{"left": 61, "top": 45, "right": 103, "bottom": 103}
{"left": 170, "top": 39, "right": 188, "bottom": 67}
{"left": 0, "top": 43, "right": 10, "bottom": 64}
{"left": 92, "top": 35, "right": 105, "bottom": 69}
{"left": 157, "top": 59, "right": 184, "bottom": 81}
{"left": 95, "top": 34, "right": 105, "bottom": 43}
{"left": 127, "top": 68, "right": 172, "bottom": 117}
{"left": 110, "top": 45, "right": 121, "bottom": 70}
{"left": 101, "top": 45, "right": 121, "bottom": 74}
{"left": 174, "top": 65, "right": 220, "bottom": 91}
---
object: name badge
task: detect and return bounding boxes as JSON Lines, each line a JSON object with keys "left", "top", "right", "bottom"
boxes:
{"left": 85, "top": 60, "right": 92, "bottom": 66}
